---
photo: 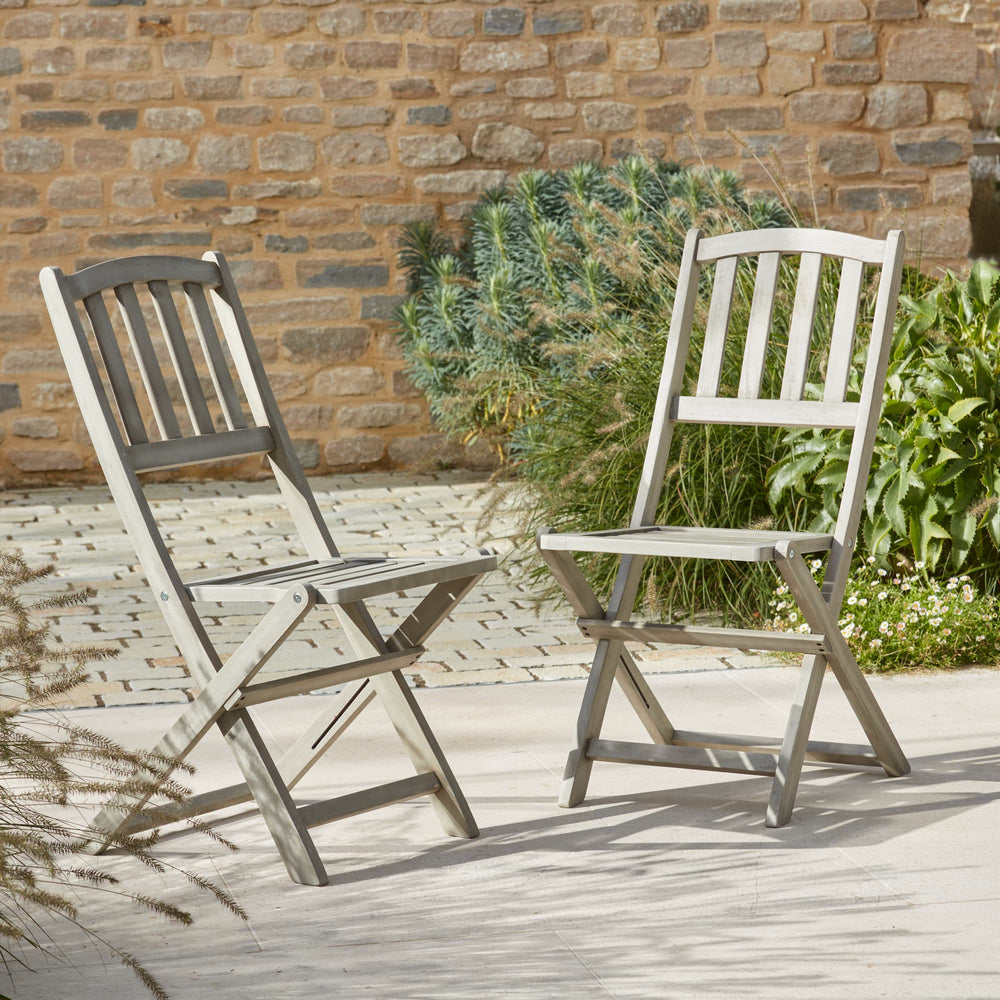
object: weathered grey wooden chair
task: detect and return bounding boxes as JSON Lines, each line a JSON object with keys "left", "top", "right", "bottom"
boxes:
{"left": 40, "top": 252, "right": 496, "bottom": 885}
{"left": 537, "top": 227, "right": 910, "bottom": 827}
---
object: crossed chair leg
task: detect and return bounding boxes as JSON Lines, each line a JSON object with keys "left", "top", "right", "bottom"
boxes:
{"left": 84, "top": 576, "right": 483, "bottom": 886}
{"left": 538, "top": 534, "right": 910, "bottom": 828}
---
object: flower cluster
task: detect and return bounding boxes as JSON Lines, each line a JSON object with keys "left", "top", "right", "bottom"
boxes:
{"left": 768, "top": 557, "right": 1000, "bottom": 672}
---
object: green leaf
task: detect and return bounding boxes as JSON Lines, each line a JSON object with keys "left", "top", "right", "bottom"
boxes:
{"left": 946, "top": 397, "right": 988, "bottom": 424}
{"left": 966, "top": 259, "right": 998, "bottom": 306}
{"left": 950, "top": 510, "right": 976, "bottom": 568}
{"left": 766, "top": 451, "right": 822, "bottom": 506}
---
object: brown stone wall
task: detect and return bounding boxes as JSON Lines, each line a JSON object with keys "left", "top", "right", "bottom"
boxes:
{"left": 0, "top": 0, "right": 978, "bottom": 486}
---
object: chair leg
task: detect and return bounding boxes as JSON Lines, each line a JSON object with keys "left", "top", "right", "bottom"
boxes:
{"left": 218, "top": 709, "right": 329, "bottom": 886}
{"left": 766, "top": 653, "right": 827, "bottom": 828}
{"left": 337, "top": 601, "right": 478, "bottom": 839}
{"left": 775, "top": 544, "right": 910, "bottom": 779}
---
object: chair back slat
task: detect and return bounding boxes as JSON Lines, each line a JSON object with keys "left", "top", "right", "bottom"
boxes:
{"left": 113, "top": 281, "right": 182, "bottom": 441}
{"left": 148, "top": 279, "right": 216, "bottom": 436}
{"left": 697, "top": 256, "right": 738, "bottom": 397}
{"left": 780, "top": 251, "right": 824, "bottom": 401}
{"left": 183, "top": 281, "right": 247, "bottom": 431}
{"left": 823, "top": 257, "right": 865, "bottom": 403}
{"left": 738, "top": 251, "right": 781, "bottom": 399}
{"left": 82, "top": 291, "right": 149, "bottom": 446}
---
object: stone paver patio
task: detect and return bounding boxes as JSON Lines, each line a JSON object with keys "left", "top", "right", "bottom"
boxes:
{"left": 0, "top": 470, "right": 778, "bottom": 709}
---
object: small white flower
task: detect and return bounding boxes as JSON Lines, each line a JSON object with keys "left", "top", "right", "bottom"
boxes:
{"left": 811, "top": 559, "right": 823, "bottom": 570}
{"left": 896, "top": 621, "right": 906, "bottom": 633}
{"left": 943, "top": 628, "right": 952, "bottom": 636}
{"left": 915, "top": 561, "right": 926, "bottom": 570}
{"left": 798, "top": 623, "right": 811, "bottom": 633}
{"left": 976, "top": 635, "right": 986, "bottom": 642}
{"left": 879, "top": 622, "right": 890, "bottom": 634}
{"left": 901, "top": 583, "right": 911, "bottom": 592}
{"left": 867, "top": 556, "right": 876, "bottom": 565}
{"left": 877, "top": 568, "right": 888, "bottom": 577}
{"left": 929, "top": 617, "right": 942, "bottom": 627}
{"left": 870, "top": 638, "right": 883, "bottom": 648}
{"left": 877, "top": 591, "right": 887, "bottom": 600}
{"left": 963, "top": 591, "right": 974, "bottom": 603}
{"left": 858, "top": 598, "right": 868, "bottom": 606}
{"left": 847, "top": 595, "right": 857, "bottom": 605}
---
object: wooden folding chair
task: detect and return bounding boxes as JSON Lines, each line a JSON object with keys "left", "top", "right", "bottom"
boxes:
{"left": 40, "top": 253, "right": 496, "bottom": 885}
{"left": 537, "top": 227, "right": 911, "bottom": 827}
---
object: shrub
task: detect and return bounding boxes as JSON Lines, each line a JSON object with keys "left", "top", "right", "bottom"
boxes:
{"left": 769, "top": 260, "right": 1000, "bottom": 595}
{"left": 768, "top": 556, "right": 1000, "bottom": 671}
{"left": 0, "top": 551, "right": 243, "bottom": 1000}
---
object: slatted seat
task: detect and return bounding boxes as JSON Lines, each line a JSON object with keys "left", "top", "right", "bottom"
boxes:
{"left": 537, "top": 226, "right": 910, "bottom": 828}
{"left": 40, "top": 252, "right": 496, "bottom": 886}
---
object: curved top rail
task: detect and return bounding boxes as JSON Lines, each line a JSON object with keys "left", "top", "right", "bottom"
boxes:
{"left": 696, "top": 228, "right": 895, "bottom": 265}
{"left": 64, "top": 255, "right": 223, "bottom": 301}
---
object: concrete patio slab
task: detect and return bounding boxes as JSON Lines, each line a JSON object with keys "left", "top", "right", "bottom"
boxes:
{"left": 7, "top": 667, "right": 999, "bottom": 1000}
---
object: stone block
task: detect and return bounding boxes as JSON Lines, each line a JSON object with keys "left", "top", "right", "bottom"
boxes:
{"left": 3, "top": 138, "right": 63, "bottom": 173}
{"left": 320, "top": 76, "right": 377, "bottom": 100}
{"left": 809, "top": 0, "right": 867, "bottom": 18}
{"left": 114, "top": 81, "right": 173, "bottom": 102}
{"left": 836, "top": 185, "right": 923, "bottom": 211}
{"left": 163, "top": 40, "right": 212, "bottom": 69}
{"left": 484, "top": 9, "right": 526, "bottom": 35}
{"left": 312, "top": 230, "right": 375, "bottom": 252}
{"left": 616, "top": 39, "right": 661, "bottom": 71}
{"left": 429, "top": 10, "right": 474, "bottom": 37}
{"left": 284, "top": 207, "right": 352, "bottom": 227}
{"left": 506, "top": 78, "right": 557, "bottom": 98}
{"left": 471, "top": 123, "right": 543, "bottom": 163}
{"left": 339, "top": 402, "right": 422, "bottom": 429}
{"left": 97, "top": 109, "right": 137, "bottom": 131}
{"left": 163, "top": 179, "right": 228, "bottom": 200}
{"left": 892, "top": 126, "right": 970, "bottom": 167}
{"left": 460, "top": 100, "right": 515, "bottom": 119}
{"left": 32, "top": 47, "right": 74, "bottom": 75}
{"left": 655, "top": 1, "right": 709, "bottom": 32}
{"left": 21, "top": 109, "right": 89, "bottom": 131}
{"left": 453, "top": 80, "right": 497, "bottom": 97}
{"left": 664, "top": 38, "right": 711, "bottom": 67}
{"left": 873, "top": 0, "right": 920, "bottom": 16}
{"left": 408, "top": 105, "right": 451, "bottom": 126}
{"left": 282, "top": 404, "right": 334, "bottom": 430}
{"left": 328, "top": 175, "right": 402, "bottom": 197}
{"left": 3, "top": 14, "right": 52, "bottom": 39}
{"left": 886, "top": 29, "right": 977, "bottom": 83}
{"left": 932, "top": 171, "right": 972, "bottom": 206}
{"left": 934, "top": 90, "right": 972, "bottom": 122}
{"left": 0, "top": 178, "right": 38, "bottom": 208}
{"left": 285, "top": 42, "right": 337, "bottom": 70}
{"left": 283, "top": 326, "right": 369, "bottom": 363}
{"left": 258, "top": 132, "right": 316, "bottom": 172}
{"left": 460, "top": 42, "right": 548, "bottom": 73}
{"left": 645, "top": 102, "right": 696, "bottom": 132}
{"left": 131, "top": 138, "right": 189, "bottom": 171}
{"left": 565, "top": 71, "right": 614, "bottom": 97}
{"left": 833, "top": 25, "right": 877, "bottom": 60}
{"left": 322, "top": 133, "right": 390, "bottom": 166}
{"left": 343, "top": 40, "right": 400, "bottom": 68}
{"left": 112, "top": 176, "right": 155, "bottom": 208}
{"left": 230, "top": 44, "right": 273, "bottom": 69}
{"left": 890, "top": 214, "right": 970, "bottom": 257}
{"left": 715, "top": 30, "right": 767, "bottom": 67}
{"left": 252, "top": 79, "right": 313, "bottom": 99}
{"left": 7, "top": 449, "right": 83, "bottom": 473}
{"left": 704, "top": 106, "right": 783, "bottom": 130}
{"left": 704, "top": 72, "right": 761, "bottom": 96}
{"left": 817, "top": 134, "right": 880, "bottom": 175}
{"left": 866, "top": 83, "right": 927, "bottom": 128}
{"left": 548, "top": 139, "right": 603, "bottom": 166}
{"left": 768, "top": 55, "right": 813, "bottom": 94}
{"left": 263, "top": 10, "right": 312, "bottom": 36}
{"left": 296, "top": 262, "right": 389, "bottom": 289}
{"left": 61, "top": 81, "right": 109, "bottom": 102}
{"left": 626, "top": 74, "right": 691, "bottom": 97}
{"left": 582, "top": 101, "right": 637, "bottom": 131}
{"left": 2, "top": 349, "right": 63, "bottom": 373}
{"left": 391, "top": 77, "right": 438, "bottom": 98}
{"left": 146, "top": 108, "right": 205, "bottom": 131}
{"left": 822, "top": 63, "right": 881, "bottom": 86}
{"left": 325, "top": 434, "right": 385, "bottom": 466}
{"left": 524, "top": 101, "right": 577, "bottom": 119}
{"left": 59, "top": 12, "right": 127, "bottom": 40}
{"left": 533, "top": 10, "right": 583, "bottom": 34}
{"left": 593, "top": 5, "right": 646, "bottom": 35}
{"left": 48, "top": 175, "right": 101, "bottom": 209}
{"left": 407, "top": 43, "right": 458, "bottom": 72}
{"left": 182, "top": 76, "right": 241, "bottom": 101}
{"left": 373, "top": 9, "right": 421, "bottom": 33}
{"left": 283, "top": 106, "right": 324, "bottom": 125}
{"left": 315, "top": 8, "right": 365, "bottom": 36}
{"left": 392, "top": 370, "right": 422, "bottom": 398}
{"left": 790, "top": 91, "right": 865, "bottom": 123}
{"left": 187, "top": 11, "right": 251, "bottom": 35}
{"left": 86, "top": 44, "right": 149, "bottom": 72}
{"left": 361, "top": 294, "right": 408, "bottom": 320}
{"left": 0, "top": 383, "right": 21, "bottom": 411}
{"left": 264, "top": 235, "right": 308, "bottom": 254}
{"left": 247, "top": 298, "right": 352, "bottom": 328}
{"left": 314, "top": 366, "right": 385, "bottom": 396}
{"left": 12, "top": 417, "right": 57, "bottom": 439}
{"left": 611, "top": 136, "right": 667, "bottom": 158}
{"left": 556, "top": 40, "right": 608, "bottom": 67}
{"left": 675, "top": 134, "right": 738, "bottom": 159}
{"left": 398, "top": 134, "right": 467, "bottom": 167}
{"left": 718, "top": 0, "right": 800, "bottom": 18}
{"left": 360, "top": 204, "right": 436, "bottom": 226}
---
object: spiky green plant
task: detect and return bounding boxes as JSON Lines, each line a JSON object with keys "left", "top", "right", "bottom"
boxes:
{"left": 0, "top": 551, "right": 245, "bottom": 1000}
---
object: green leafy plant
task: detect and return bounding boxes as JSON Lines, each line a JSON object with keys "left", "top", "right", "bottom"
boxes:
{"left": 0, "top": 551, "right": 244, "bottom": 1000}
{"left": 769, "top": 261, "right": 1000, "bottom": 594}
{"left": 768, "top": 556, "right": 1000, "bottom": 671}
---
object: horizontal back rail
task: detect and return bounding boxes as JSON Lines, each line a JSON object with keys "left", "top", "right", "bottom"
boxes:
{"left": 66, "top": 256, "right": 221, "bottom": 301}
{"left": 670, "top": 396, "right": 859, "bottom": 429}
{"left": 696, "top": 228, "right": 888, "bottom": 265}
{"left": 126, "top": 426, "right": 275, "bottom": 474}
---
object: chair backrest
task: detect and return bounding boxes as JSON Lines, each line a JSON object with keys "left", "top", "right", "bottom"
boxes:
{"left": 635, "top": 227, "right": 905, "bottom": 606}
{"left": 39, "top": 253, "right": 340, "bottom": 611}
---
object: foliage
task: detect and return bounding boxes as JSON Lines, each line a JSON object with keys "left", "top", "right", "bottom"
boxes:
{"left": 769, "top": 260, "right": 1000, "bottom": 595}
{"left": 0, "top": 551, "right": 244, "bottom": 1000}
{"left": 395, "top": 158, "right": 795, "bottom": 453}
{"left": 768, "top": 556, "right": 1000, "bottom": 672}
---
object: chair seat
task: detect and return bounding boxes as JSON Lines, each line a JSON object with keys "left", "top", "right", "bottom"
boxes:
{"left": 186, "top": 552, "right": 497, "bottom": 604}
{"left": 537, "top": 525, "right": 833, "bottom": 562}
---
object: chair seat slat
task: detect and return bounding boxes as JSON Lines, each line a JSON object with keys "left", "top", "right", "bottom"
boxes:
{"left": 82, "top": 292, "right": 148, "bottom": 446}
{"left": 148, "top": 279, "right": 215, "bottom": 436}
{"left": 738, "top": 252, "right": 780, "bottom": 399}
{"left": 824, "top": 257, "right": 865, "bottom": 402}
{"left": 671, "top": 395, "right": 858, "bottom": 428}
{"left": 114, "top": 282, "right": 182, "bottom": 440}
{"left": 183, "top": 281, "right": 247, "bottom": 430}
{"left": 126, "top": 425, "right": 274, "bottom": 473}
{"left": 781, "top": 251, "right": 824, "bottom": 400}
{"left": 697, "top": 255, "right": 738, "bottom": 396}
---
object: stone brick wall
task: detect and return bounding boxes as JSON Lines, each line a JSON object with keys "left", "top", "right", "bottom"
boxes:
{"left": 0, "top": 0, "right": 978, "bottom": 486}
